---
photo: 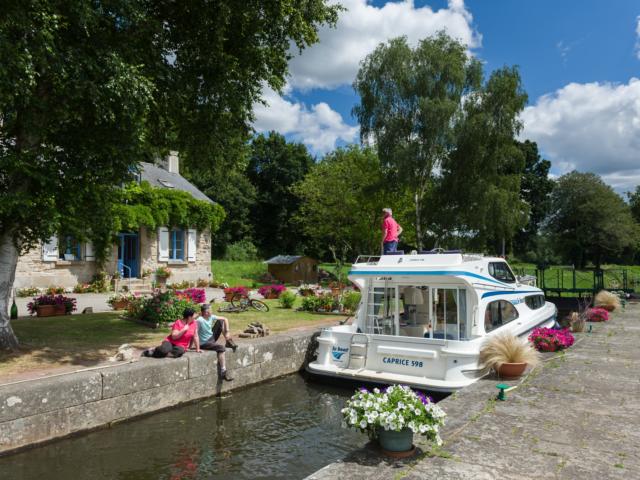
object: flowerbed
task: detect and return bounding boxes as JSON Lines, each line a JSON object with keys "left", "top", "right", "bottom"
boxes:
{"left": 342, "top": 385, "right": 446, "bottom": 445}
{"left": 528, "top": 327, "right": 574, "bottom": 352}
{"left": 176, "top": 288, "right": 206, "bottom": 304}
{"left": 258, "top": 284, "right": 286, "bottom": 299}
{"left": 27, "top": 295, "right": 77, "bottom": 315}
{"left": 128, "top": 290, "right": 198, "bottom": 325}
{"left": 299, "top": 293, "right": 340, "bottom": 313}
{"left": 586, "top": 307, "right": 609, "bottom": 322}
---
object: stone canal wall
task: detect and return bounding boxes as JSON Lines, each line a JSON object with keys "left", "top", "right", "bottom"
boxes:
{"left": 0, "top": 330, "right": 317, "bottom": 455}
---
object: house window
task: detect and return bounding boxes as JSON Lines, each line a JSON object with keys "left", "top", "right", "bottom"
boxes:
{"left": 59, "top": 235, "right": 82, "bottom": 260}
{"left": 484, "top": 300, "right": 519, "bottom": 333}
{"left": 169, "top": 229, "right": 184, "bottom": 260}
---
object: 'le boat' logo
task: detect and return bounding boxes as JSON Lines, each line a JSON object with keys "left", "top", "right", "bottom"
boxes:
{"left": 332, "top": 346, "right": 348, "bottom": 360}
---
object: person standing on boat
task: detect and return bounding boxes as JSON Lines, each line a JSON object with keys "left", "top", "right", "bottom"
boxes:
{"left": 381, "top": 208, "right": 403, "bottom": 254}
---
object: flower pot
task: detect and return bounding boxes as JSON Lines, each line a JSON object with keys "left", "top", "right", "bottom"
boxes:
{"left": 571, "top": 319, "right": 586, "bottom": 332}
{"left": 265, "top": 292, "right": 279, "bottom": 299}
{"left": 497, "top": 362, "right": 527, "bottom": 380}
{"left": 377, "top": 427, "right": 414, "bottom": 453}
{"left": 36, "top": 304, "right": 57, "bottom": 317}
{"left": 224, "top": 293, "right": 234, "bottom": 302}
{"left": 112, "top": 300, "right": 129, "bottom": 310}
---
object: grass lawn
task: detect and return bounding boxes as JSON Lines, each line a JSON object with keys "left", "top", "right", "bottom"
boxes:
{"left": 0, "top": 299, "right": 344, "bottom": 380}
{"left": 211, "top": 260, "right": 267, "bottom": 287}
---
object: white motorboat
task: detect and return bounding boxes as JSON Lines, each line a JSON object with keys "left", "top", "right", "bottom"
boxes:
{"left": 307, "top": 251, "right": 557, "bottom": 392}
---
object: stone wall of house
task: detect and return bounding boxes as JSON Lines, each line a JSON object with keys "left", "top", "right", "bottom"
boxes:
{"left": 138, "top": 226, "right": 212, "bottom": 285}
{"left": 14, "top": 247, "right": 97, "bottom": 289}
{"left": 13, "top": 227, "right": 212, "bottom": 289}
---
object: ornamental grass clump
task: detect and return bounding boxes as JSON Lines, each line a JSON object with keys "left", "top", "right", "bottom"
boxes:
{"left": 529, "top": 327, "right": 574, "bottom": 352}
{"left": 594, "top": 290, "right": 620, "bottom": 312}
{"left": 341, "top": 385, "right": 446, "bottom": 445}
{"left": 586, "top": 307, "right": 609, "bottom": 322}
{"left": 478, "top": 333, "right": 540, "bottom": 371}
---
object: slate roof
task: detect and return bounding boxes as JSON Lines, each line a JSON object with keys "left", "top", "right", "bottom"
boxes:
{"left": 264, "top": 255, "right": 308, "bottom": 265}
{"left": 139, "top": 162, "right": 213, "bottom": 204}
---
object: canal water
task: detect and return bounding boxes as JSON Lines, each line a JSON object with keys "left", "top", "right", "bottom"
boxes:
{"left": 1, "top": 374, "right": 365, "bottom": 480}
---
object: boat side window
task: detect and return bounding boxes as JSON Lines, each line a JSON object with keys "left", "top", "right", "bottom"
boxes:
{"left": 365, "top": 285, "right": 398, "bottom": 335}
{"left": 484, "top": 300, "right": 519, "bottom": 333}
{"left": 488, "top": 262, "right": 516, "bottom": 283}
{"left": 525, "top": 295, "right": 545, "bottom": 310}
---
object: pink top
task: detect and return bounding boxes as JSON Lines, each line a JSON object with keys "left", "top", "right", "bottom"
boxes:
{"left": 382, "top": 216, "right": 400, "bottom": 242}
{"left": 166, "top": 319, "right": 197, "bottom": 349}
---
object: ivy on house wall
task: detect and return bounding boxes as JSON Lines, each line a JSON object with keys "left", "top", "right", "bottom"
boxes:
{"left": 83, "top": 181, "right": 225, "bottom": 265}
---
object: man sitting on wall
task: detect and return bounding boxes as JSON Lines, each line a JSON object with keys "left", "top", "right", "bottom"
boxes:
{"left": 196, "top": 304, "right": 237, "bottom": 381}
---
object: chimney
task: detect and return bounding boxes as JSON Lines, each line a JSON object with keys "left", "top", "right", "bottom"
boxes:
{"left": 161, "top": 151, "right": 180, "bottom": 174}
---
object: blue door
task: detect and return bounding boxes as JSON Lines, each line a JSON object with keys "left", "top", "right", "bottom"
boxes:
{"left": 118, "top": 233, "right": 139, "bottom": 278}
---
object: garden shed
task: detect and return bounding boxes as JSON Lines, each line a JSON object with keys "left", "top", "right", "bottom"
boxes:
{"left": 265, "top": 255, "right": 319, "bottom": 284}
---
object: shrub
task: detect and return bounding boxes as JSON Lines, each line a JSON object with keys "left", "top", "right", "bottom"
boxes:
{"left": 586, "top": 307, "right": 609, "bottom": 322}
{"left": 258, "top": 284, "right": 287, "bottom": 298}
{"left": 196, "top": 278, "right": 209, "bottom": 288}
{"left": 224, "top": 238, "right": 258, "bottom": 261}
{"left": 133, "top": 290, "right": 198, "bottom": 325}
{"left": 528, "top": 327, "right": 574, "bottom": 352}
{"left": 279, "top": 291, "right": 296, "bottom": 309}
{"left": 168, "top": 280, "right": 195, "bottom": 290}
{"left": 342, "top": 291, "right": 361, "bottom": 313}
{"left": 176, "top": 288, "right": 206, "bottom": 304}
{"left": 342, "top": 385, "right": 446, "bottom": 444}
{"left": 45, "top": 286, "right": 65, "bottom": 295}
{"left": 300, "top": 295, "right": 321, "bottom": 312}
{"left": 27, "top": 295, "right": 77, "bottom": 315}
{"left": 594, "top": 290, "right": 620, "bottom": 312}
{"left": 479, "top": 333, "right": 540, "bottom": 371}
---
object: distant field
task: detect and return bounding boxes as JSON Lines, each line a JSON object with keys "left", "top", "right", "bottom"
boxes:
{"left": 511, "top": 263, "right": 640, "bottom": 292}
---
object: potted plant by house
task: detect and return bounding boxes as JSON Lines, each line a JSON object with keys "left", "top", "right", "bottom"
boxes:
{"left": 108, "top": 293, "right": 134, "bottom": 311}
{"left": 28, "top": 294, "right": 77, "bottom": 317}
{"left": 342, "top": 385, "right": 446, "bottom": 457}
{"left": 528, "top": 327, "right": 575, "bottom": 352}
{"left": 223, "top": 286, "right": 248, "bottom": 302}
{"left": 155, "top": 266, "right": 171, "bottom": 288}
{"left": 479, "top": 333, "right": 540, "bottom": 380}
{"left": 258, "top": 284, "right": 286, "bottom": 299}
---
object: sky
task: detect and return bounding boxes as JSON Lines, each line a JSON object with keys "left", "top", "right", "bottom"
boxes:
{"left": 252, "top": 0, "right": 640, "bottom": 193}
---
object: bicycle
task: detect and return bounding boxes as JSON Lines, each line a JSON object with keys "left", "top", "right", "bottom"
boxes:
{"left": 216, "top": 293, "right": 270, "bottom": 313}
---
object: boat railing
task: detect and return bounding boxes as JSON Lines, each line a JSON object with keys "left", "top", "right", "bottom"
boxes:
{"left": 354, "top": 255, "right": 381, "bottom": 265}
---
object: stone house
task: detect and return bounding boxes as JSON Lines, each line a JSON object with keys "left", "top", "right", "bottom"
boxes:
{"left": 14, "top": 153, "right": 213, "bottom": 289}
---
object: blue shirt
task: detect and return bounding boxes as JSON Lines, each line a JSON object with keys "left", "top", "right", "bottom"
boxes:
{"left": 196, "top": 315, "right": 218, "bottom": 343}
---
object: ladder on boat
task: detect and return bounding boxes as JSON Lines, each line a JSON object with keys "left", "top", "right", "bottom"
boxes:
{"left": 348, "top": 334, "right": 369, "bottom": 370}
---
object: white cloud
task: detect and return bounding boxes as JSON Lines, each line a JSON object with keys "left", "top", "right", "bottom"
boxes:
{"left": 635, "top": 16, "right": 640, "bottom": 59}
{"left": 253, "top": 86, "right": 359, "bottom": 154}
{"left": 288, "top": 0, "right": 481, "bottom": 90}
{"left": 521, "top": 78, "right": 640, "bottom": 192}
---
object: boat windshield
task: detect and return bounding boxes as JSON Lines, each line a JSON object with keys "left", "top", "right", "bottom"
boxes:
{"left": 363, "top": 283, "right": 469, "bottom": 340}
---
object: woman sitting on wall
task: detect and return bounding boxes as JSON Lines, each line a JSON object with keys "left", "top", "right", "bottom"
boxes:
{"left": 142, "top": 308, "right": 201, "bottom": 358}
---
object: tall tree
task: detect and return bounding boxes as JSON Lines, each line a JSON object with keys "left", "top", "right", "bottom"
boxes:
{"left": 0, "top": 0, "right": 341, "bottom": 349}
{"left": 294, "top": 146, "right": 406, "bottom": 258}
{"left": 628, "top": 185, "right": 640, "bottom": 224}
{"left": 546, "top": 172, "right": 639, "bottom": 268}
{"left": 248, "top": 132, "right": 314, "bottom": 256}
{"left": 353, "top": 33, "right": 482, "bottom": 250}
{"left": 435, "top": 67, "right": 529, "bottom": 254}
{"left": 513, "top": 140, "right": 554, "bottom": 255}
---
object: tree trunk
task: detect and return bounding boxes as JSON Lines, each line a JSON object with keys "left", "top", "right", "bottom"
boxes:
{"left": 0, "top": 231, "right": 20, "bottom": 350}
{"left": 415, "top": 191, "right": 423, "bottom": 251}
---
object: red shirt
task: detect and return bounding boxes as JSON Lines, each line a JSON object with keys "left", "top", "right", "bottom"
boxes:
{"left": 382, "top": 216, "right": 400, "bottom": 242}
{"left": 166, "top": 319, "right": 197, "bottom": 349}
